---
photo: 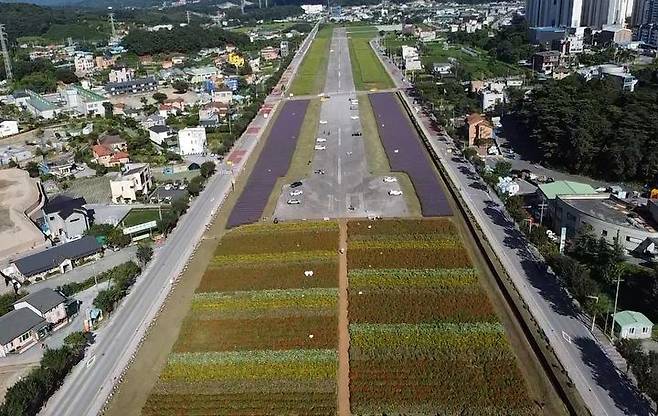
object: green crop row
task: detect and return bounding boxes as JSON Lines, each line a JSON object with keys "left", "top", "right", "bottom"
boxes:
{"left": 349, "top": 238, "right": 462, "bottom": 250}
{"left": 228, "top": 221, "right": 338, "bottom": 235}
{"left": 162, "top": 349, "right": 337, "bottom": 382}
{"left": 349, "top": 268, "right": 479, "bottom": 289}
{"left": 210, "top": 250, "right": 336, "bottom": 266}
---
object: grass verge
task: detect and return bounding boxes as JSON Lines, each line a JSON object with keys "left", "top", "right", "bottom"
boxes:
{"left": 348, "top": 36, "right": 394, "bottom": 91}
{"left": 289, "top": 27, "right": 332, "bottom": 96}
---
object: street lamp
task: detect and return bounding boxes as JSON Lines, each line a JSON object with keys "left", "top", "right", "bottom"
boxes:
{"left": 610, "top": 275, "right": 623, "bottom": 339}
{"left": 586, "top": 295, "right": 599, "bottom": 332}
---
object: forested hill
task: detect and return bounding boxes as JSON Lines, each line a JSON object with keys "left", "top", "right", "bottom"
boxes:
{"left": 512, "top": 68, "right": 658, "bottom": 183}
{"left": 0, "top": 3, "right": 74, "bottom": 41}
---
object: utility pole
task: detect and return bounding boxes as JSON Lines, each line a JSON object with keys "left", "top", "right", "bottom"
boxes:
{"left": 610, "top": 275, "right": 623, "bottom": 339}
{"left": 241, "top": 0, "right": 245, "bottom": 14}
{"left": 186, "top": 10, "right": 191, "bottom": 25}
{"left": 0, "top": 24, "right": 13, "bottom": 82}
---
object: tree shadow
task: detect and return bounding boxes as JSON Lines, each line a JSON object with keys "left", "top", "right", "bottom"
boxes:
{"left": 573, "top": 337, "right": 654, "bottom": 416}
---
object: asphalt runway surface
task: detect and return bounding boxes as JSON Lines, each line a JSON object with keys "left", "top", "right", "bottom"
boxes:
{"left": 273, "top": 28, "right": 408, "bottom": 220}
{"left": 226, "top": 99, "right": 309, "bottom": 228}
{"left": 369, "top": 92, "right": 452, "bottom": 217}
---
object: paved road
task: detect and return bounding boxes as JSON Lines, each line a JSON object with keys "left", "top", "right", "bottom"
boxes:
{"left": 273, "top": 27, "right": 407, "bottom": 220}
{"left": 372, "top": 39, "right": 655, "bottom": 416}
{"left": 37, "top": 24, "right": 319, "bottom": 416}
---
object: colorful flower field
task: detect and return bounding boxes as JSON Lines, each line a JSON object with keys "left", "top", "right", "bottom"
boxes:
{"left": 347, "top": 218, "right": 538, "bottom": 415}
{"left": 143, "top": 221, "right": 340, "bottom": 415}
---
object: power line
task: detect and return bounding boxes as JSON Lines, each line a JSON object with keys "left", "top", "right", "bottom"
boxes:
{"left": 0, "top": 24, "right": 12, "bottom": 82}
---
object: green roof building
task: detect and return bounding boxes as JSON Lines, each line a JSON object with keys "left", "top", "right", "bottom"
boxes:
{"left": 613, "top": 310, "right": 653, "bottom": 340}
{"left": 538, "top": 180, "right": 597, "bottom": 200}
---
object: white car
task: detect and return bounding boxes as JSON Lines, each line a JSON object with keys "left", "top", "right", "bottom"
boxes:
{"left": 388, "top": 190, "right": 403, "bottom": 196}
{"left": 350, "top": 115, "right": 359, "bottom": 120}
{"left": 315, "top": 145, "right": 326, "bottom": 150}
{"left": 287, "top": 199, "right": 301, "bottom": 205}
{"left": 164, "top": 184, "right": 172, "bottom": 190}
{"left": 319, "top": 120, "right": 328, "bottom": 125}
{"left": 290, "top": 189, "right": 303, "bottom": 196}
{"left": 383, "top": 176, "right": 397, "bottom": 183}
{"left": 316, "top": 138, "right": 327, "bottom": 142}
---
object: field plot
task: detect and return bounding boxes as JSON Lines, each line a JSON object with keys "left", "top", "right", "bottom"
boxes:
{"left": 289, "top": 26, "right": 333, "bottom": 96}
{"left": 347, "top": 31, "right": 394, "bottom": 91}
{"left": 144, "top": 221, "right": 340, "bottom": 415}
{"left": 347, "top": 218, "right": 538, "bottom": 415}
{"left": 226, "top": 100, "right": 309, "bottom": 228}
{"left": 369, "top": 92, "right": 452, "bottom": 217}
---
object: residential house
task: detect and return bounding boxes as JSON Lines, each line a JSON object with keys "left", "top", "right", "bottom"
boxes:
{"left": 199, "top": 102, "right": 228, "bottom": 127}
{"left": 613, "top": 311, "right": 653, "bottom": 339}
{"left": 110, "top": 163, "right": 154, "bottom": 203}
{"left": 149, "top": 125, "right": 177, "bottom": 146}
{"left": 92, "top": 144, "right": 129, "bottom": 167}
{"left": 0, "top": 119, "right": 18, "bottom": 138}
{"left": 0, "top": 308, "right": 49, "bottom": 357}
{"left": 98, "top": 134, "right": 127, "bottom": 152}
{"left": 74, "top": 53, "right": 95, "bottom": 75}
{"left": 61, "top": 85, "right": 108, "bottom": 117}
{"left": 42, "top": 195, "right": 91, "bottom": 242}
{"left": 178, "top": 127, "right": 207, "bottom": 155}
{"left": 433, "top": 63, "right": 452, "bottom": 75}
{"left": 142, "top": 114, "right": 166, "bottom": 130}
{"left": 185, "top": 66, "right": 220, "bottom": 84}
{"left": 465, "top": 113, "right": 493, "bottom": 148}
{"left": 13, "top": 289, "right": 69, "bottom": 327}
{"left": 9, "top": 236, "right": 103, "bottom": 281}
{"left": 481, "top": 90, "right": 505, "bottom": 112}
{"left": 212, "top": 88, "right": 233, "bottom": 104}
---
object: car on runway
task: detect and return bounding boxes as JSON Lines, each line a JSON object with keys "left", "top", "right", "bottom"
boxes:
{"left": 350, "top": 115, "right": 359, "bottom": 120}
{"left": 319, "top": 120, "right": 328, "bottom": 124}
{"left": 316, "top": 138, "right": 327, "bottom": 142}
{"left": 388, "top": 190, "right": 403, "bottom": 196}
{"left": 314, "top": 169, "right": 326, "bottom": 175}
{"left": 287, "top": 199, "right": 301, "bottom": 205}
{"left": 290, "top": 189, "right": 303, "bottom": 196}
{"left": 290, "top": 181, "right": 303, "bottom": 188}
{"left": 315, "top": 145, "right": 326, "bottom": 150}
{"left": 383, "top": 176, "right": 397, "bottom": 183}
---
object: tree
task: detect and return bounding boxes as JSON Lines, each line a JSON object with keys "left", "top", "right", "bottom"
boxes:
{"left": 103, "top": 102, "right": 114, "bottom": 119}
{"left": 24, "top": 161, "right": 40, "bottom": 178}
{"left": 93, "top": 288, "right": 117, "bottom": 313}
{"left": 55, "top": 68, "right": 78, "bottom": 84}
{"left": 63, "top": 331, "right": 88, "bottom": 351}
{"left": 152, "top": 92, "right": 168, "bottom": 104}
{"left": 200, "top": 161, "right": 216, "bottom": 178}
{"left": 187, "top": 175, "right": 204, "bottom": 196}
{"left": 463, "top": 147, "right": 478, "bottom": 161}
{"left": 172, "top": 80, "right": 188, "bottom": 94}
{"left": 583, "top": 292, "right": 612, "bottom": 327}
{"left": 136, "top": 244, "right": 153, "bottom": 266}
{"left": 107, "top": 228, "right": 130, "bottom": 248}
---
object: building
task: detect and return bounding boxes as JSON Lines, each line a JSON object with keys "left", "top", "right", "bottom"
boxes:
{"left": 42, "top": 195, "right": 90, "bottom": 243}
{"left": 0, "top": 169, "right": 48, "bottom": 264}
{"left": 0, "top": 308, "right": 49, "bottom": 357}
{"left": 553, "top": 193, "right": 658, "bottom": 252}
{"left": 148, "top": 125, "right": 177, "bottom": 146}
{"left": 613, "top": 311, "right": 653, "bottom": 339}
{"left": 23, "top": 90, "right": 60, "bottom": 119}
{"left": 185, "top": 66, "right": 220, "bottom": 84}
{"left": 532, "top": 51, "right": 561, "bottom": 74}
{"left": 577, "top": 64, "right": 639, "bottom": 91}
{"left": 481, "top": 90, "right": 505, "bottom": 112}
{"left": 9, "top": 236, "right": 103, "bottom": 281}
{"left": 74, "top": 54, "right": 95, "bottom": 75}
{"left": 465, "top": 113, "right": 493, "bottom": 148}
{"left": 13, "top": 289, "right": 69, "bottom": 326}
{"left": 401, "top": 45, "right": 419, "bottom": 60}
{"left": 62, "top": 85, "right": 108, "bottom": 117}
{"left": 638, "top": 23, "right": 658, "bottom": 46}
{"left": 260, "top": 46, "right": 280, "bottom": 61}
{"left": 142, "top": 114, "right": 167, "bottom": 130}
{"left": 104, "top": 77, "right": 158, "bottom": 96}
{"left": 280, "top": 41, "right": 289, "bottom": 57}
{"left": 228, "top": 52, "right": 245, "bottom": 69}
{"left": 433, "top": 63, "right": 453, "bottom": 75}
{"left": 0, "top": 120, "right": 18, "bottom": 138}
{"left": 92, "top": 144, "right": 129, "bottom": 167}
{"left": 526, "top": 0, "right": 583, "bottom": 27}
{"left": 110, "top": 163, "right": 154, "bottom": 204}
{"left": 109, "top": 67, "right": 135, "bottom": 83}
{"left": 212, "top": 88, "right": 233, "bottom": 104}
{"left": 581, "top": 0, "right": 631, "bottom": 27}
{"left": 178, "top": 127, "right": 207, "bottom": 155}
{"left": 599, "top": 26, "right": 633, "bottom": 45}
{"left": 405, "top": 57, "right": 423, "bottom": 71}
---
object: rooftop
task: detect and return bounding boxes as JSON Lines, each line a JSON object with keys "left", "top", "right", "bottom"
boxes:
{"left": 43, "top": 195, "right": 87, "bottom": 218}
{"left": 14, "top": 236, "right": 102, "bottom": 277}
{"left": 71, "top": 85, "right": 107, "bottom": 103}
{"left": 538, "top": 180, "right": 596, "bottom": 200}
{"left": 614, "top": 310, "right": 653, "bottom": 328}
{"left": 561, "top": 194, "right": 658, "bottom": 232}
{"left": 26, "top": 90, "right": 57, "bottom": 112}
{"left": 0, "top": 308, "right": 45, "bottom": 345}
{"left": 14, "top": 288, "right": 67, "bottom": 314}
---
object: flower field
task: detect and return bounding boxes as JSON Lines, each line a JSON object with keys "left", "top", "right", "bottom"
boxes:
{"left": 144, "top": 222, "right": 340, "bottom": 415}
{"left": 347, "top": 219, "right": 537, "bottom": 415}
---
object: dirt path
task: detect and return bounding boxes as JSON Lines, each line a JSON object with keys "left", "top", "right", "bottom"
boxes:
{"left": 337, "top": 220, "right": 350, "bottom": 416}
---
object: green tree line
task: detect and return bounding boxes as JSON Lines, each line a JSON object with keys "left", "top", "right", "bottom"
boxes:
{"left": 121, "top": 26, "right": 250, "bottom": 55}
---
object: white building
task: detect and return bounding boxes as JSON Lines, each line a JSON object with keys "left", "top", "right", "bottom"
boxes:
{"left": 212, "top": 88, "right": 233, "bottom": 104}
{"left": 178, "top": 127, "right": 207, "bottom": 155}
{"left": 582, "top": 0, "right": 632, "bottom": 27}
{"left": 301, "top": 4, "right": 324, "bottom": 14}
{"left": 526, "top": 0, "right": 583, "bottom": 27}
{"left": 481, "top": 90, "right": 505, "bottom": 112}
{"left": 62, "top": 85, "right": 108, "bottom": 117}
{"left": 401, "top": 45, "right": 419, "bottom": 60}
{"left": 74, "top": 54, "right": 95, "bottom": 75}
{"left": 185, "top": 66, "right": 220, "bottom": 84}
{"left": 405, "top": 57, "right": 423, "bottom": 71}
{"left": 110, "top": 163, "right": 154, "bottom": 204}
{"left": 0, "top": 120, "right": 19, "bottom": 138}
{"left": 148, "top": 125, "right": 177, "bottom": 146}
{"left": 109, "top": 68, "right": 135, "bottom": 84}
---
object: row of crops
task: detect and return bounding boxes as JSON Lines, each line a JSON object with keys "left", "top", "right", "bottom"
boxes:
{"left": 144, "top": 221, "right": 340, "bottom": 415}
{"left": 347, "top": 219, "right": 538, "bottom": 415}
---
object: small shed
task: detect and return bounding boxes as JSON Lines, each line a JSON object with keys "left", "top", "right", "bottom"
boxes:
{"left": 613, "top": 310, "right": 653, "bottom": 340}
{"left": 188, "top": 162, "right": 201, "bottom": 171}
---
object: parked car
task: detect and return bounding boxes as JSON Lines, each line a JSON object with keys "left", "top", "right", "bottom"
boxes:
{"left": 290, "top": 190, "right": 303, "bottom": 196}
{"left": 383, "top": 176, "right": 397, "bottom": 183}
{"left": 315, "top": 145, "right": 326, "bottom": 150}
{"left": 287, "top": 199, "right": 301, "bottom": 205}
{"left": 388, "top": 190, "right": 403, "bottom": 196}
{"left": 290, "top": 181, "right": 303, "bottom": 188}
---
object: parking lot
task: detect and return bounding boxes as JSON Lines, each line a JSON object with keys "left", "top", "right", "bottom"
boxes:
{"left": 273, "top": 28, "right": 408, "bottom": 220}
